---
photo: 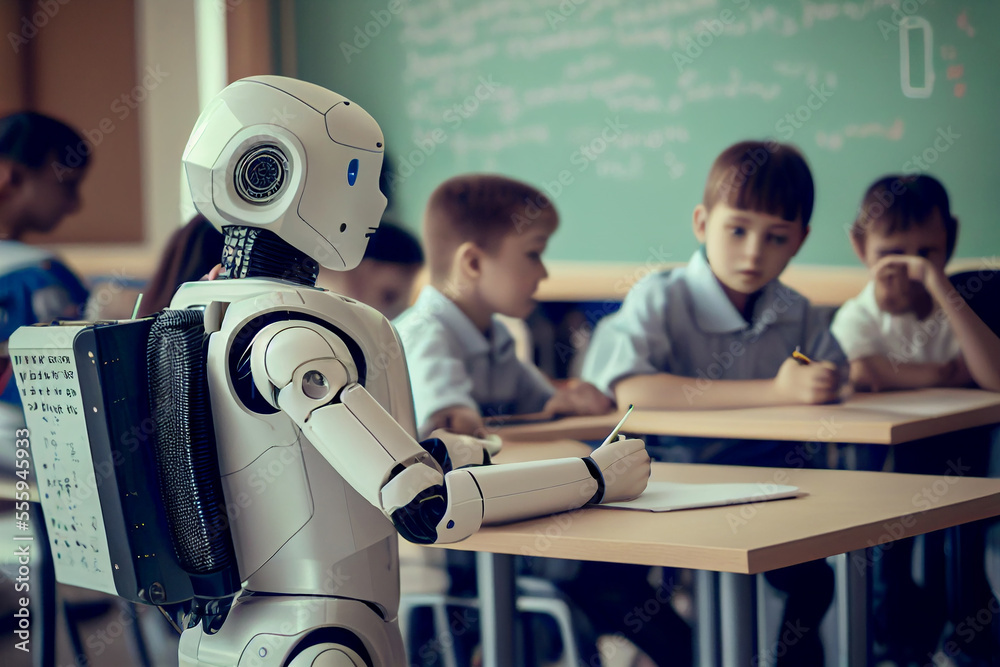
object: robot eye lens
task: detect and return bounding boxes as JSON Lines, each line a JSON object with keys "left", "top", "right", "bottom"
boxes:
{"left": 235, "top": 144, "right": 287, "bottom": 203}
{"left": 347, "top": 158, "right": 359, "bottom": 186}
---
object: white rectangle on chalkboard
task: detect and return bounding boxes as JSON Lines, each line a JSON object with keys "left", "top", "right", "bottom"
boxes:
{"left": 598, "top": 481, "right": 804, "bottom": 512}
{"left": 10, "top": 325, "right": 117, "bottom": 595}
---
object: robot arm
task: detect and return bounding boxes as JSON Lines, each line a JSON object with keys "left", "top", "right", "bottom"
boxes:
{"left": 251, "top": 321, "right": 650, "bottom": 546}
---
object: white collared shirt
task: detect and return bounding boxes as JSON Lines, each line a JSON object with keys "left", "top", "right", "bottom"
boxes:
{"left": 831, "top": 280, "right": 960, "bottom": 364}
{"left": 583, "top": 248, "right": 847, "bottom": 397}
{"left": 394, "top": 285, "right": 555, "bottom": 439}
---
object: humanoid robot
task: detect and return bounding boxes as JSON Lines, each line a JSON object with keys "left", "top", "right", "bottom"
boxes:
{"left": 14, "top": 76, "right": 650, "bottom": 667}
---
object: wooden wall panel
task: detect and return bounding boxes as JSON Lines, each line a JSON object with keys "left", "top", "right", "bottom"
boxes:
{"left": 0, "top": 1, "right": 27, "bottom": 112}
{"left": 227, "top": 0, "right": 272, "bottom": 82}
{"left": 22, "top": 0, "right": 143, "bottom": 244}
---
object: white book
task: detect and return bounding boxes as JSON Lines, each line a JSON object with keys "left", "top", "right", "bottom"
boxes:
{"left": 598, "top": 481, "right": 804, "bottom": 512}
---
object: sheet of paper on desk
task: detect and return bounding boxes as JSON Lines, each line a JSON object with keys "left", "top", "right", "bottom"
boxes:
{"left": 598, "top": 481, "right": 804, "bottom": 512}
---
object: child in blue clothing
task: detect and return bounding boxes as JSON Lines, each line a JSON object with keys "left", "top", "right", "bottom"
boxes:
{"left": 396, "top": 173, "right": 693, "bottom": 666}
{"left": 0, "top": 112, "right": 89, "bottom": 414}
{"left": 583, "top": 141, "right": 845, "bottom": 666}
{"left": 396, "top": 173, "right": 613, "bottom": 440}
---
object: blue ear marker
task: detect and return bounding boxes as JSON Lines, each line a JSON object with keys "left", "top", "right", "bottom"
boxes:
{"left": 347, "top": 158, "right": 359, "bottom": 186}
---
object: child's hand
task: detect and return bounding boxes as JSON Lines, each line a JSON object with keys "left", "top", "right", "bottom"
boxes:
{"left": 202, "top": 263, "right": 223, "bottom": 281}
{"left": 871, "top": 255, "right": 946, "bottom": 315}
{"left": 772, "top": 357, "right": 841, "bottom": 404}
{"left": 872, "top": 254, "right": 936, "bottom": 284}
{"left": 543, "top": 379, "right": 614, "bottom": 417}
{"left": 427, "top": 405, "right": 486, "bottom": 438}
{"left": 849, "top": 358, "right": 883, "bottom": 392}
{"left": 940, "top": 355, "right": 974, "bottom": 388}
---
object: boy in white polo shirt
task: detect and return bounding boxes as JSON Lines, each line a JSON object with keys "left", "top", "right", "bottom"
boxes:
{"left": 832, "top": 174, "right": 1000, "bottom": 393}
{"left": 832, "top": 174, "right": 1000, "bottom": 666}
{"left": 396, "top": 173, "right": 692, "bottom": 666}
{"left": 583, "top": 141, "right": 844, "bottom": 666}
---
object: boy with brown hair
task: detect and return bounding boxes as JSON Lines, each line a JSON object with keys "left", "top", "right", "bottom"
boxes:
{"left": 0, "top": 111, "right": 90, "bottom": 412}
{"left": 396, "top": 173, "right": 612, "bottom": 439}
{"left": 584, "top": 141, "right": 845, "bottom": 418}
{"left": 832, "top": 174, "right": 999, "bottom": 666}
{"left": 832, "top": 173, "right": 1000, "bottom": 392}
{"left": 396, "top": 173, "right": 692, "bottom": 666}
{"left": 583, "top": 141, "right": 845, "bottom": 665}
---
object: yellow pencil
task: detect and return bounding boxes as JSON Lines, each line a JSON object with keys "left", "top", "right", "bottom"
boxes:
{"left": 792, "top": 346, "right": 814, "bottom": 365}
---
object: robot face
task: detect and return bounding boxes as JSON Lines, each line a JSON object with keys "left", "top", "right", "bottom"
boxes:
{"left": 182, "top": 76, "right": 388, "bottom": 271}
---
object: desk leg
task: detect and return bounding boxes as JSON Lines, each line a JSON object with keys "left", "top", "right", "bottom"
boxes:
{"left": 756, "top": 574, "right": 770, "bottom": 666}
{"left": 696, "top": 570, "right": 720, "bottom": 667}
{"left": 835, "top": 551, "right": 869, "bottom": 667}
{"left": 475, "top": 551, "right": 516, "bottom": 667}
{"left": 720, "top": 572, "right": 755, "bottom": 667}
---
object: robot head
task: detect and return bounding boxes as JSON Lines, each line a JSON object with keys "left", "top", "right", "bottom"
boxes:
{"left": 182, "top": 76, "right": 387, "bottom": 271}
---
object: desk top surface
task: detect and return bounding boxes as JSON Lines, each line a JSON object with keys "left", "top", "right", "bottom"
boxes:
{"left": 495, "top": 388, "right": 1000, "bottom": 445}
{"left": 432, "top": 445, "right": 1000, "bottom": 574}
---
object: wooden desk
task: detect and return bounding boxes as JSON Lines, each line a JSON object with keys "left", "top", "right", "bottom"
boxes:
{"left": 497, "top": 388, "right": 1000, "bottom": 445}
{"left": 439, "top": 458, "right": 1000, "bottom": 667}
{"left": 490, "top": 438, "right": 592, "bottom": 464}
{"left": 437, "top": 460, "right": 1000, "bottom": 574}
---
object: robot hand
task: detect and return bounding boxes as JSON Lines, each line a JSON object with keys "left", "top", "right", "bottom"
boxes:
{"left": 586, "top": 437, "right": 651, "bottom": 504}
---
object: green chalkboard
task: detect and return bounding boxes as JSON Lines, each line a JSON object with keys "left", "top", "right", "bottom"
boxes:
{"left": 293, "top": 0, "right": 999, "bottom": 266}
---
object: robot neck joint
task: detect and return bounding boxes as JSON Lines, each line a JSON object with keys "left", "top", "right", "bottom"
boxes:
{"left": 220, "top": 226, "right": 319, "bottom": 286}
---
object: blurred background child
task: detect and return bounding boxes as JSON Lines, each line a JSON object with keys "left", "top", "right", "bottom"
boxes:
{"left": 833, "top": 174, "right": 1000, "bottom": 667}
{"left": 833, "top": 174, "right": 1000, "bottom": 393}
{"left": 0, "top": 111, "right": 90, "bottom": 433}
{"left": 317, "top": 220, "right": 423, "bottom": 320}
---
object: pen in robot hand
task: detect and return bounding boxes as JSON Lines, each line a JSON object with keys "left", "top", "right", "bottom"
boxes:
{"left": 599, "top": 404, "right": 635, "bottom": 447}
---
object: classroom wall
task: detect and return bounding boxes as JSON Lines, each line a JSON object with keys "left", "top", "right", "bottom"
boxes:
{"left": 4, "top": 0, "right": 144, "bottom": 245}
{"left": 291, "top": 0, "right": 1000, "bottom": 268}
{"left": 39, "top": 0, "right": 278, "bottom": 282}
